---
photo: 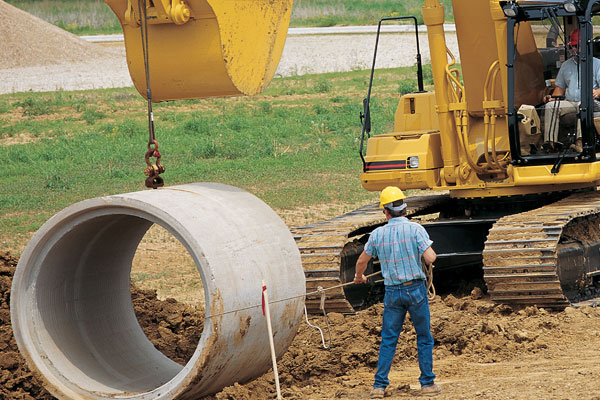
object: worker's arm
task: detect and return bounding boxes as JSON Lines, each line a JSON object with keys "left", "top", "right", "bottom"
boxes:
{"left": 354, "top": 251, "right": 371, "bottom": 283}
{"left": 422, "top": 246, "right": 436, "bottom": 265}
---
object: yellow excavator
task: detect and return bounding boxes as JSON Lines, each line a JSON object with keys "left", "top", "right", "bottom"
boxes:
{"left": 350, "top": 0, "right": 600, "bottom": 310}
{"left": 296, "top": 0, "right": 600, "bottom": 312}
{"left": 105, "top": 0, "right": 600, "bottom": 312}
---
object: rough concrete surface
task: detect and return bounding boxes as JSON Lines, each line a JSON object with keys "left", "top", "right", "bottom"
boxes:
{"left": 9, "top": 183, "right": 304, "bottom": 399}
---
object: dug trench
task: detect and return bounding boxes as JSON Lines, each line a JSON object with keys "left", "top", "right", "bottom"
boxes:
{"left": 2, "top": 252, "right": 600, "bottom": 399}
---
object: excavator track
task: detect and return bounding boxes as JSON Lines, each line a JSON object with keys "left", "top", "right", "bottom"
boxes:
{"left": 483, "top": 191, "right": 600, "bottom": 309}
{"left": 292, "top": 193, "right": 450, "bottom": 314}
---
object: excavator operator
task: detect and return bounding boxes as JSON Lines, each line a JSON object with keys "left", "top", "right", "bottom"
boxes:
{"left": 542, "top": 29, "right": 600, "bottom": 152}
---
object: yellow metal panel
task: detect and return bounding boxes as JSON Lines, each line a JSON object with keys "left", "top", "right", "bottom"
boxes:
{"left": 393, "top": 92, "right": 440, "bottom": 132}
{"left": 509, "top": 163, "right": 600, "bottom": 186}
{"left": 361, "top": 131, "right": 443, "bottom": 191}
{"left": 364, "top": 131, "right": 443, "bottom": 170}
{"left": 452, "top": 0, "right": 503, "bottom": 116}
{"left": 361, "top": 169, "right": 441, "bottom": 191}
{"left": 105, "top": 0, "right": 293, "bottom": 101}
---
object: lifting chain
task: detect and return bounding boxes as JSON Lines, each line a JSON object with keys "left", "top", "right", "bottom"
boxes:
{"left": 138, "top": 0, "right": 165, "bottom": 189}
{"left": 144, "top": 139, "right": 165, "bottom": 188}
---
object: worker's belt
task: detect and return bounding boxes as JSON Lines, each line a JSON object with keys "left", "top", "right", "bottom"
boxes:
{"left": 388, "top": 279, "right": 423, "bottom": 287}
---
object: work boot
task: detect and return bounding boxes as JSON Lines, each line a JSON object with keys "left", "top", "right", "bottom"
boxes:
{"left": 541, "top": 141, "right": 555, "bottom": 153}
{"left": 421, "top": 383, "right": 442, "bottom": 396}
{"left": 370, "top": 387, "right": 389, "bottom": 398}
{"left": 570, "top": 139, "right": 583, "bottom": 152}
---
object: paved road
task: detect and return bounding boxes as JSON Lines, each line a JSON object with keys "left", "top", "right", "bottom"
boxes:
{"left": 80, "top": 25, "right": 457, "bottom": 43}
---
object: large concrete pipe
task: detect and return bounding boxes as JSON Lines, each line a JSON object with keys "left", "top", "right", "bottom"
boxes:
{"left": 10, "top": 182, "right": 305, "bottom": 399}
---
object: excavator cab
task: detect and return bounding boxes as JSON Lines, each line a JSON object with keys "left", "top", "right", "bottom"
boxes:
{"left": 359, "top": 0, "right": 600, "bottom": 194}
{"left": 104, "top": 0, "right": 293, "bottom": 102}
{"left": 503, "top": 1, "right": 600, "bottom": 171}
{"left": 353, "top": 0, "right": 600, "bottom": 309}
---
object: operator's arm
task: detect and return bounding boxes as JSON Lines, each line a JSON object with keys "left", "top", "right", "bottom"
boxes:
{"left": 544, "top": 85, "right": 565, "bottom": 102}
{"left": 422, "top": 246, "right": 437, "bottom": 265}
{"left": 545, "top": 61, "right": 570, "bottom": 103}
{"left": 552, "top": 86, "right": 566, "bottom": 97}
{"left": 354, "top": 251, "right": 371, "bottom": 283}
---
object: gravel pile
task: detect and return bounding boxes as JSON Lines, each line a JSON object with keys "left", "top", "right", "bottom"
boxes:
{"left": 0, "top": 0, "right": 129, "bottom": 94}
{"left": 0, "top": 0, "right": 116, "bottom": 70}
{"left": 0, "top": 1, "right": 460, "bottom": 95}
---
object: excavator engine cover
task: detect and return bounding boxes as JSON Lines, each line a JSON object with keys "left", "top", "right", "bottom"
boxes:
{"left": 104, "top": 0, "right": 293, "bottom": 101}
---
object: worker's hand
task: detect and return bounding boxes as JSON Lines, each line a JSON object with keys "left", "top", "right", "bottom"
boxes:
{"left": 594, "top": 88, "right": 600, "bottom": 99}
{"left": 353, "top": 273, "right": 367, "bottom": 284}
{"left": 543, "top": 94, "right": 551, "bottom": 103}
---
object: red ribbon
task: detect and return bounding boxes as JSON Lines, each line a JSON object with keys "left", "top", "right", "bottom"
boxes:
{"left": 261, "top": 284, "right": 267, "bottom": 316}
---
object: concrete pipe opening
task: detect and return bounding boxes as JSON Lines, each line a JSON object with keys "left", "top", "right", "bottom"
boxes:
{"left": 10, "top": 183, "right": 305, "bottom": 399}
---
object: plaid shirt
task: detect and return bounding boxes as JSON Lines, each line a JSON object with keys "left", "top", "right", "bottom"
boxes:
{"left": 364, "top": 217, "right": 433, "bottom": 285}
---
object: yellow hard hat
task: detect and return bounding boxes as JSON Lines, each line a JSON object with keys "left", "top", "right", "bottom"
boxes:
{"left": 379, "top": 186, "right": 406, "bottom": 208}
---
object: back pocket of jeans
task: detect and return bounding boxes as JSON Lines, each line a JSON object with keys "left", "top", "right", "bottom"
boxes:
{"left": 408, "top": 285, "right": 425, "bottom": 305}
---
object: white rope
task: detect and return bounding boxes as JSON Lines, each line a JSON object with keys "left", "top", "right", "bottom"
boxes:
{"left": 304, "top": 304, "right": 331, "bottom": 349}
{"left": 205, "top": 270, "right": 383, "bottom": 320}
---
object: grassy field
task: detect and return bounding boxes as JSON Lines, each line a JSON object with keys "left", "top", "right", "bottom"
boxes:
{"left": 5, "top": 0, "right": 455, "bottom": 35}
{"left": 0, "top": 66, "right": 431, "bottom": 258}
{"left": 290, "top": 0, "right": 454, "bottom": 27}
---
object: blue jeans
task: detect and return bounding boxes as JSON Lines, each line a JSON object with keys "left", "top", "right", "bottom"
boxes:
{"left": 373, "top": 280, "right": 435, "bottom": 389}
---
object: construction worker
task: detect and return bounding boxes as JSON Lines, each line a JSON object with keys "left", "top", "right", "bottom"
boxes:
{"left": 543, "top": 28, "right": 600, "bottom": 152}
{"left": 354, "top": 186, "right": 440, "bottom": 398}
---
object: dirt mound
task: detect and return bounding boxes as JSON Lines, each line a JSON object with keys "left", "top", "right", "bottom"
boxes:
{"left": 132, "top": 288, "right": 204, "bottom": 365}
{"left": 0, "top": 0, "right": 114, "bottom": 69}
{"left": 209, "top": 293, "right": 600, "bottom": 399}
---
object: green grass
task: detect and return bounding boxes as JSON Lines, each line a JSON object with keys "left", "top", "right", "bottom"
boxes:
{"left": 0, "top": 66, "right": 426, "bottom": 253}
{"left": 6, "top": 0, "right": 455, "bottom": 35}
{"left": 292, "top": 0, "right": 454, "bottom": 27}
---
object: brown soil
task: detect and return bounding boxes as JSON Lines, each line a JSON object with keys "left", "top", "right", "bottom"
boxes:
{"left": 3, "top": 251, "right": 600, "bottom": 399}
{"left": 210, "top": 298, "right": 600, "bottom": 400}
{"left": 0, "top": 0, "right": 115, "bottom": 69}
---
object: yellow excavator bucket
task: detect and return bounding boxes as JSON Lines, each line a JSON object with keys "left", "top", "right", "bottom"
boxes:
{"left": 104, "top": 0, "right": 293, "bottom": 102}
